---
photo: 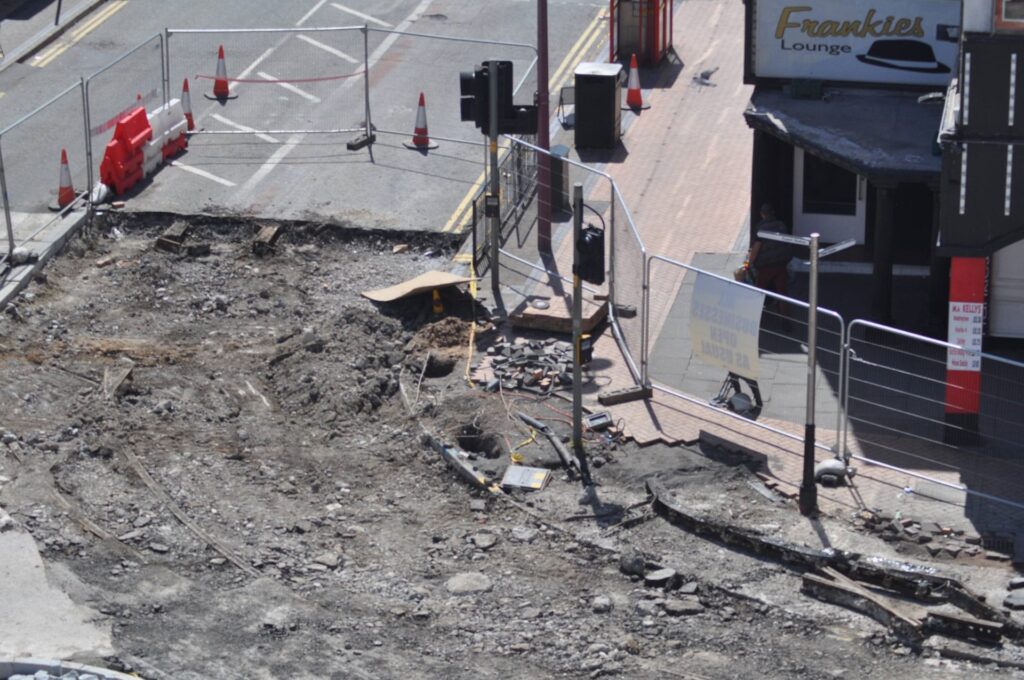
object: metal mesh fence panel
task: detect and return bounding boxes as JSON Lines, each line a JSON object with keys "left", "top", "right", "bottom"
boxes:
{"left": 610, "top": 183, "right": 646, "bottom": 384}
{"left": 85, "top": 33, "right": 166, "bottom": 184}
{"left": 167, "top": 27, "right": 367, "bottom": 136}
{"left": 0, "top": 80, "right": 88, "bottom": 267}
{"left": 844, "top": 321, "right": 1024, "bottom": 534}
{"left": 646, "top": 255, "right": 845, "bottom": 449}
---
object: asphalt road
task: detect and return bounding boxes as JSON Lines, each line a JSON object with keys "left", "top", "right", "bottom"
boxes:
{"left": 0, "top": 0, "right": 607, "bottom": 232}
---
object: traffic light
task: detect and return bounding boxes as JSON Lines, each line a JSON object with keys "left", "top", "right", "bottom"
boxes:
{"left": 576, "top": 223, "right": 605, "bottom": 286}
{"left": 459, "top": 65, "right": 489, "bottom": 130}
{"left": 459, "top": 61, "right": 538, "bottom": 135}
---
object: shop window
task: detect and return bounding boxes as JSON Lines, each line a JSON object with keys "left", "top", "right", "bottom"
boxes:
{"left": 802, "top": 154, "right": 857, "bottom": 216}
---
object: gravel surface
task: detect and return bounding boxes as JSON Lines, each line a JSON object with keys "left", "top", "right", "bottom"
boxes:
{"left": 0, "top": 214, "right": 1022, "bottom": 679}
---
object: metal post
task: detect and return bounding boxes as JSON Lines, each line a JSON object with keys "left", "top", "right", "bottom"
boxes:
{"left": 362, "top": 25, "right": 372, "bottom": 139}
{"left": 160, "top": 33, "right": 168, "bottom": 107}
{"left": 488, "top": 61, "right": 500, "bottom": 293}
{"left": 572, "top": 183, "right": 593, "bottom": 486}
{"left": 536, "top": 0, "right": 551, "bottom": 251}
{"left": 0, "top": 137, "right": 15, "bottom": 264}
{"left": 54, "top": 0, "right": 63, "bottom": 26}
{"left": 799, "top": 232, "right": 820, "bottom": 516}
{"left": 81, "top": 78, "right": 94, "bottom": 209}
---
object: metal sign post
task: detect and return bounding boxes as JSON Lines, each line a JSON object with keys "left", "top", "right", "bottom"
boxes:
{"left": 488, "top": 60, "right": 501, "bottom": 293}
{"left": 758, "top": 230, "right": 855, "bottom": 516}
{"left": 572, "top": 183, "right": 593, "bottom": 486}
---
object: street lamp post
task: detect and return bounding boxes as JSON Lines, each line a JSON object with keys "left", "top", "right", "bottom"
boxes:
{"left": 757, "top": 230, "right": 855, "bottom": 516}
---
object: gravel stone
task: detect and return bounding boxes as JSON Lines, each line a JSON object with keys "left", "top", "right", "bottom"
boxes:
{"left": 445, "top": 572, "right": 493, "bottom": 595}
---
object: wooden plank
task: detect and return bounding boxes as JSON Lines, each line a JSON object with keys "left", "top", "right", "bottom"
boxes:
{"left": 253, "top": 224, "right": 283, "bottom": 255}
{"left": 155, "top": 221, "right": 190, "bottom": 253}
{"left": 802, "top": 571, "right": 923, "bottom": 642}
{"left": 101, "top": 358, "right": 134, "bottom": 400}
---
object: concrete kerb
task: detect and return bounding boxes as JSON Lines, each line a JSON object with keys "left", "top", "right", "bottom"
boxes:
{"left": 0, "top": 658, "right": 136, "bottom": 680}
{"left": 0, "top": 209, "right": 88, "bottom": 308}
{"left": 0, "top": 0, "right": 108, "bottom": 74}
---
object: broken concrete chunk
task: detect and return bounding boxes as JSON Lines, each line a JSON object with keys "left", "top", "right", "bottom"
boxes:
{"left": 471, "top": 532, "right": 498, "bottom": 551}
{"left": 1004, "top": 591, "right": 1024, "bottom": 610}
{"left": 313, "top": 551, "right": 343, "bottom": 569}
{"left": 644, "top": 568, "right": 678, "bottom": 589}
{"left": 592, "top": 595, "right": 613, "bottom": 613}
{"left": 664, "top": 597, "right": 705, "bottom": 616}
{"left": 445, "top": 571, "right": 493, "bottom": 595}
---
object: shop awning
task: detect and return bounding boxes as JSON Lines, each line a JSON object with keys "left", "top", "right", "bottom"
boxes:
{"left": 744, "top": 88, "right": 943, "bottom": 182}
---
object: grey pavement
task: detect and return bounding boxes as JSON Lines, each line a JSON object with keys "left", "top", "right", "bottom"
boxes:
{"left": 0, "top": 0, "right": 105, "bottom": 74}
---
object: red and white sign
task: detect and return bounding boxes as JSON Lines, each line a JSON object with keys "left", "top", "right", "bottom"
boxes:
{"left": 944, "top": 257, "right": 986, "bottom": 416}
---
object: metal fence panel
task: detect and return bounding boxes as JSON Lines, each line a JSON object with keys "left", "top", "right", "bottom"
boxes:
{"left": 645, "top": 255, "right": 845, "bottom": 450}
{"left": 844, "top": 320, "right": 1024, "bottom": 534}
{"left": 0, "top": 80, "right": 89, "bottom": 267}
{"left": 610, "top": 183, "right": 646, "bottom": 384}
{"left": 166, "top": 27, "right": 367, "bottom": 136}
{"left": 85, "top": 33, "right": 166, "bottom": 185}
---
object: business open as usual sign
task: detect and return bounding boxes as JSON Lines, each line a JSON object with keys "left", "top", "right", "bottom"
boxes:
{"left": 751, "top": 0, "right": 961, "bottom": 86}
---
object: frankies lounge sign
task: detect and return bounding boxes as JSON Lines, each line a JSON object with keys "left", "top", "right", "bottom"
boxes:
{"left": 752, "top": 0, "right": 961, "bottom": 86}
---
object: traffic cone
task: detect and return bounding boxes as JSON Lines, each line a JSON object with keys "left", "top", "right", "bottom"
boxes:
{"left": 182, "top": 78, "right": 195, "bottom": 131}
{"left": 403, "top": 92, "right": 438, "bottom": 150}
{"left": 205, "top": 45, "right": 237, "bottom": 101}
{"left": 49, "top": 148, "right": 76, "bottom": 211}
{"left": 623, "top": 53, "right": 650, "bottom": 111}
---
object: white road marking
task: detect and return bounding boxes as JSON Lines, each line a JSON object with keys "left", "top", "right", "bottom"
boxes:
{"left": 296, "top": 33, "right": 358, "bottom": 64}
{"left": 210, "top": 114, "right": 281, "bottom": 143}
{"left": 257, "top": 71, "right": 321, "bottom": 103}
{"left": 296, "top": 0, "right": 330, "bottom": 26}
{"left": 330, "top": 2, "right": 392, "bottom": 27}
{"left": 236, "top": 47, "right": 275, "bottom": 82}
{"left": 236, "top": 134, "right": 305, "bottom": 196}
{"left": 169, "top": 161, "right": 236, "bottom": 187}
{"left": 232, "top": 0, "right": 433, "bottom": 199}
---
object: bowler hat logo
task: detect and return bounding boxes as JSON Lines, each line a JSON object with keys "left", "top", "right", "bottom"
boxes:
{"left": 856, "top": 39, "right": 950, "bottom": 73}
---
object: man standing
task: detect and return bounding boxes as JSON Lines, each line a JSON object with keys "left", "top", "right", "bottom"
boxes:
{"left": 747, "top": 203, "right": 793, "bottom": 303}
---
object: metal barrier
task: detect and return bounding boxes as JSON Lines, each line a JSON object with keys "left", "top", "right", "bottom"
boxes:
{"left": 84, "top": 33, "right": 166, "bottom": 187}
{"left": 166, "top": 26, "right": 367, "bottom": 137}
{"left": 645, "top": 254, "right": 846, "bottom": 451}
{"left": 612, "top": 182, "right": 647, "bottom": 385}
{"left": 0, "top": 79, "right": 90, "bottom": 268}
{"left": 843, "top": 319, "right": 1024, "bottom": 529}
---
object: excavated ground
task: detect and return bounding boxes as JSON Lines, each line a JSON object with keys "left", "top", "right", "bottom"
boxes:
{"left": 0, "top": 214, "right": 1022, "bottom": 679}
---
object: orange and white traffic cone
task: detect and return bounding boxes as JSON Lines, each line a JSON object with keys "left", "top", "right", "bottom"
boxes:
{"left": 49, "top": 148, "right": 76, "bottom": 211}
{"left": 205, "top": 45, "right": 237, "bottom": 101}
{"left": 403, "top": 92, "right": 438, "bottom": 150}
{"left": 182, "top": 78, "right": 195, "bottom": 131}
{"left": 623, "top": 53, "right": 650, "bottom": 111}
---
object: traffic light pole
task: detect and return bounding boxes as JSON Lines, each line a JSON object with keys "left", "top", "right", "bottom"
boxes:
{"left": 572, "top": 183, "right": 593, "bottom": 487}
{"left": 488, "top": 61, "right": 501, "bottom": 294}
{"left": 537, "top": 0, "right": 551, "bottom": 252}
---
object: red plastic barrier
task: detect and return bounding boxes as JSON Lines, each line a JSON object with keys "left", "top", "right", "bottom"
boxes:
{"left": 99, "top": 106, "right": 153, "bottom": 195}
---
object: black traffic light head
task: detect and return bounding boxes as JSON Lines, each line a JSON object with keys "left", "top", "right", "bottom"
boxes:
{"left": 460, "top": 60, "right": 533, "bottom": 134}
{"left": 459, "top": 64, "right": 490, "bottom": 130}
{"left": 577, "top": 224, "right": 605, "bottom": 286}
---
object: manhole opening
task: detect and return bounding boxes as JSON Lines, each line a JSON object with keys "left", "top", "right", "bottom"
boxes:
{"left": 457, "top": 424, "right": 503, "bottom": 459}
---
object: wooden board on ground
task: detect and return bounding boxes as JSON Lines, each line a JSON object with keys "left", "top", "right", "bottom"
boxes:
{"left": 361, "top": 271, "right": 473, "bottom": 303}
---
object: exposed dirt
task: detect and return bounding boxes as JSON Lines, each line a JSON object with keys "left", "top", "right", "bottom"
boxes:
{"left": 0, "top": 215, "right": 1022, "bottom": 679}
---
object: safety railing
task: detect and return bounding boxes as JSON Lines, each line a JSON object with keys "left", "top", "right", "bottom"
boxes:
{"left": 85, "top": 33, "right": 167, "bottom": 189}
{"left": 843, "top": 319, "right": 1024, "bottom": 529}
{"left": 0, "top": 79, "right": 90, "bottom": 268}
{"left": 645, "top": 254, "right": 846, "bottom": 452}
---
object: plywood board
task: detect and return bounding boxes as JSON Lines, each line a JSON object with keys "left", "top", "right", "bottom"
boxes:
{"left": 361, "top": 271, "right": 473, "bottom": 303}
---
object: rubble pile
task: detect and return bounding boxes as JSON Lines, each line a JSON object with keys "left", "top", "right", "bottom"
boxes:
{"left": 852, "top": 509, "right": 1006, "bottom": 561}
{"left": 471, "top": 337, "right": 575, "bottom": 393}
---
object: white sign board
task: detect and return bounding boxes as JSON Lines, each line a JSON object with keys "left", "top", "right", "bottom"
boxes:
{"left": 752, "top": 0, "right": 961, "bottom": 86}
{"left": 691, "top": 273, "right": 765, "bottom": 379}
{"left": 946, "top": 302, "right": 984, "bottom": 371}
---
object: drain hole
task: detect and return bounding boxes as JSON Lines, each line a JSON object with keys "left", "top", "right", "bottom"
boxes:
{"left": 425, "top": 354, "right": 456, "bottom": 377}
{"left": 457, "top": 424, "right": 503, "bottom": 459}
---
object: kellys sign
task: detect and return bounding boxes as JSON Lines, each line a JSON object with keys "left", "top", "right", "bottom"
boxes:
{"left": 750, "top": 0, "right": 961, "bottom": 86}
